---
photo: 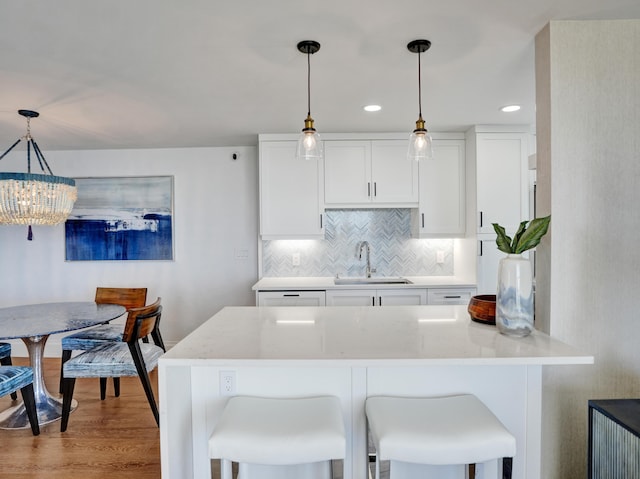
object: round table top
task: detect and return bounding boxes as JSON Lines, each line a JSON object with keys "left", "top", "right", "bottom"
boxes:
{"left": 0, "top": 301, "right": 127, "bottom": 339}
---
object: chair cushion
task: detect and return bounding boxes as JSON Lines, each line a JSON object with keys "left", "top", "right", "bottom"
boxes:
{"left": 63, "top": 342, "right": 164, "bottom": 378}
{"left": 61, "top": 324, "right": 124, "bottom": 351}
{"left": 209, "top": 396, "right": 346, "bottom": 465}
{"left": 0, "top": 366, "right": 33, "bottom": 397}
{"left": 0, "top": 342, "right": 11, "bottom": 358}
{"left": 365, "top": 394, "right": 516, "bottom": 465}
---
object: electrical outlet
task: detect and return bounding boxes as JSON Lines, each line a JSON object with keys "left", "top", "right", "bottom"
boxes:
{"left": 219, "top": 370, "right": 236, "bottom": 396}
{"left": 436, "top": 250, "right": 445, "bottom": 264}
{"left": 292, "top": 252, "right": 300, "bottom": 266}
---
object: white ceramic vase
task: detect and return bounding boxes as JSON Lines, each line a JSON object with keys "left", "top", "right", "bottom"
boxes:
{"left": 496, "top": 253, "right": 534, "bottom": 337}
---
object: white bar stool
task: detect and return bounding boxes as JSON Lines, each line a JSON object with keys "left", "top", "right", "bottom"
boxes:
{"left": 365, "top": 394, "right": 516, "bottom": 479}
{"left": 209, "top": 396, "right": 346, "bottom": 479}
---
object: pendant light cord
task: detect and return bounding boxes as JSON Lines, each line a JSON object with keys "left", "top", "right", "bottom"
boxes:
{"left": 307, "top": 49, "right": 312, "bottom": 117}
{"left": 417, "top": 50, "right": 422, "bottom": 119}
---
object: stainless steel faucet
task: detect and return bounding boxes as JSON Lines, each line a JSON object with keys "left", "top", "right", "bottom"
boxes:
{"left": 357, "top": 241, "right": 376, "bottom": 278}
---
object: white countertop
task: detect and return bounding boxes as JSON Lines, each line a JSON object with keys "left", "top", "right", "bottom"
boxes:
{"left": 252, "top": 276, "right": 477, "bottom": 291}
{"left": 161, "top": 305, "right": 593, "bottom": 367}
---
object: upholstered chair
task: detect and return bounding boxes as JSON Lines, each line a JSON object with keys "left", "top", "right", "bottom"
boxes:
{"left": 60, "top": 298, "right": 164, "bottom": 431}
{"left": 0, "top": 366, "right": 40, "bottom": 435}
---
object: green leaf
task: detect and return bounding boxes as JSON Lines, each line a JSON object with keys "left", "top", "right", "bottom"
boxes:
{"left": 510, "top": 220, "right": 529, "bottom": 252}
{"left": 514, "top": 215, "right": 551, "bottom": 254}
{"left": 492, "top": 223, "right": 514, "bottom": 254}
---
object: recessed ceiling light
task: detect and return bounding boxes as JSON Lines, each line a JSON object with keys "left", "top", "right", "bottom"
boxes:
{"left": 363, "top": 104, "right": 382, "bottom": 112}
{"left": 500, "top": 105, "right": 521, "bottom": 113}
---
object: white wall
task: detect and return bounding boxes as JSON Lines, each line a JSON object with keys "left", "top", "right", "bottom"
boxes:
{"left": 536, "top": 20, "right": 640, "bottom": 478}
{"left": 0, "top": 145, "right": 259, "bottom": 355}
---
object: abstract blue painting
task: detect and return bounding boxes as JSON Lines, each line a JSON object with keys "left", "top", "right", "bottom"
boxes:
{"left": 65, "top": 176, "right": 174, "bottom": 261}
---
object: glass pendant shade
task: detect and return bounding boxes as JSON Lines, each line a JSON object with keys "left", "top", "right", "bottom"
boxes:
{"left": 408, "top": 119, "right": 433, "bottom": 161}
{"left": 296, "top": 115, "right": 323, "bottom": 161}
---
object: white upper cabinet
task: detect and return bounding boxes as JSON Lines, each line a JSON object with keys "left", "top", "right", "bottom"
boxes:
{"left": 475, "top": 131, "right": 530, "bottom": 234}
{"left": 324, "top": 140, "right": 419, "bottom": 207}
{"left": 259, "top": 139, "right": 324, "bottom": 239}
{"left": 411, "top": 138, "right": 466, "bottom": 237}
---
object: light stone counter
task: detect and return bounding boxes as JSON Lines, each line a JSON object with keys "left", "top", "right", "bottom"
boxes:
{"left": 159, "top": 306, "right": 593, "bottom": 479}
{"left": 252, "top": 276, "right": 476, "bottom": 291}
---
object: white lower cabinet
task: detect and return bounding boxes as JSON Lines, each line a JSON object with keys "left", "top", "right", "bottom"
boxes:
{"left": 326, "top": 289, "right": 427, "bottom": 306}
{"left": 258, "top": 287, "right": 474, "bottom": 307}
{"left": 257, "top": 291, "right": 326, "bottom": 306}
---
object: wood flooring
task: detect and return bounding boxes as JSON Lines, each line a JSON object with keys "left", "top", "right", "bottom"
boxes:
{"left": 0, "top": 357, "right": 161, "bottom": 479}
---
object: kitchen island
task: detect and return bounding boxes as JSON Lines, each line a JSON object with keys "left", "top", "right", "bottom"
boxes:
{"left": 158, "top": 305, "right": 593, "bottom": 479}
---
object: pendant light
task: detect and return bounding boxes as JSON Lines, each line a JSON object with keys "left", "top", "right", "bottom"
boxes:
{"left": 296, "top": 40, "right": 323, "bottom": 161}
{"left": 407, "top": 39, "right": 434, "bottom": 161}
{"left": 0, "top": 110, "right": 78, "bottom": 240}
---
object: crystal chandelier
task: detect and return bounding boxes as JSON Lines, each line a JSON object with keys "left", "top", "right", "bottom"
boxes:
{"left": 0, "top": 110, "right": 77, "bottom": 240}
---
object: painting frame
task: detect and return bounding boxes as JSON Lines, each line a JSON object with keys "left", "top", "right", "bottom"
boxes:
{"left": 64, "top": 176, "right": 174, "bottom": 262}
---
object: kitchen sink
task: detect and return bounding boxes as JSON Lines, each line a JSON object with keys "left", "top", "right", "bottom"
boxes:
{"left": 333, "top": 276, "right": 412, "bottom": 285}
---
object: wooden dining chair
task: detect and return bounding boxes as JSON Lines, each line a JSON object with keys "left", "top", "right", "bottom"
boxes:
{"left": 0, "top": 342, "right": 18, "bottom": 400}
{"left": 0, "top": 366, "right": 40, "bottom": 435}
{"left": 59, "top": 287, "right": 165, "bottom": 396}
{"left": 60, "top": 298, "right": 164, "bottom": 432}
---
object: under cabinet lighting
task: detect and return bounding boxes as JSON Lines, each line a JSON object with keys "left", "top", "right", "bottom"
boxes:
{"left": 364, "top": 105, "right": 382, "bottom": 112}
{"left": 418, "top": 318, "right": 457, "bottom": 323}
{"left": 276, "top": 319, "right": 316, "bottom": 325}
{"left": 500, "top": 105, "right": 521, "bottom": 113}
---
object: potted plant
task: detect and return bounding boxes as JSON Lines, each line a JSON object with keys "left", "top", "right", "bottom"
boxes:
{"left": 492, "top": 215, "right": 551, "bottom": 336}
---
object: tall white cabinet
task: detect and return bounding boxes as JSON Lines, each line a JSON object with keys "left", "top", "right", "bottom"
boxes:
{"left": 468, "top": 126, "right": 532, "bottom": 294}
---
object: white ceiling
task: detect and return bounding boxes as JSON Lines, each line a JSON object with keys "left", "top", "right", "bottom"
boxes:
{"left": 1, "top": 0, "right": 639, "bottom": 152}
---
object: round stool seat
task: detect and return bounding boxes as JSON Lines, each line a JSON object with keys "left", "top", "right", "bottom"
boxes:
{"left": 209, "top": 396, "right": 346, "bottom": 466}
{"left": 366, "top": 394, "right": 516, "bottom": 466}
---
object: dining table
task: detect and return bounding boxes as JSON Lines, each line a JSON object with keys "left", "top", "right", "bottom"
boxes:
{"left": 0, "top": 301, "right": 126, "bottom": 429}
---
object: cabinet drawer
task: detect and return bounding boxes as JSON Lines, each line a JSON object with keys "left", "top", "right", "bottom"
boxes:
{"left": 427, "top": 289, "right": 475, "bottom": 305}
{"left": 257, "top": 291, "right": 326, "bottom": 306}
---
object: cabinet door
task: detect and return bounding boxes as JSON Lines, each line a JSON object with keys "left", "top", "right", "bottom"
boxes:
{"left": 378, "top": 289, "right": 427, "bottom": 306}
{"left": 476, "top": 132, "right": 529, "bottom": 234}
{"left": 413, "top": 139, "right": 465, "bottom": 237}
{"left": 257, "top": 291, "right": 326, "bottom": 306}
{"left": 326, "top": 289, "right": 427, "bottom": 306}
{"left": 260, "top": 141, "right": 324, "bottom": 239}
{"left": 370, "top": 141, "right": 419, "bottom": 205}
{"left": 324, "top": 141, "right": 371, "bottom": 205}
{"left": 476, "top": 237, "right": 504, "bottom": 295}
{"left": 326, "top": 290, "right": 376, "bottom": 306}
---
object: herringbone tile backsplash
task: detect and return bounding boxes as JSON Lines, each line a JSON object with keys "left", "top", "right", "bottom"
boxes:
{"left": 262, "top": 209, "right": 454, "bottom": 277}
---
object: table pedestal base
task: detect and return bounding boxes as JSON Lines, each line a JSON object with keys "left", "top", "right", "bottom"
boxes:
{"left": 0, "top": 395, "right": 77, "bottom": 429}
{"left": 0, "top": 335, "right": 76, "bottom": 429}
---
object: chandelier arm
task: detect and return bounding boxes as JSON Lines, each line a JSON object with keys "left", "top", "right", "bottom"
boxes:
{"left": 0, "top": 138, "right": 23, "bottom": 161}
{"left": 27, "top": 139, "right": 32, "bottom": 173}
{"left": 30, "top": 139, "right": 54, "bottom": 175}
